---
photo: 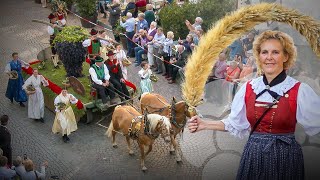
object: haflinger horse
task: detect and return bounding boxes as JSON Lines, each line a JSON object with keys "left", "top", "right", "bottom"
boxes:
{"left": 106, "top": 105, "right": 172, "bottom": 171}
{"left": 140, "top": 93, "right": 197, "bottom": 162}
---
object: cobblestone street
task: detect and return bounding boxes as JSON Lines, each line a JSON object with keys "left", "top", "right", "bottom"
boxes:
{"left": 1, "top": 0, "right": 320, "bottom": 180}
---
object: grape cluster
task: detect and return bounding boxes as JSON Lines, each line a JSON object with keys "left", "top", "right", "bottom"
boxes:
{"left": 55, "top": 42, "right": 87, "bottom": 77}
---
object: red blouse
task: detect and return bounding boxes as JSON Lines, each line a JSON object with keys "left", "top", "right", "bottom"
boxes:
{"left": 245, "top": 82, "right": 301, "bottom": 134}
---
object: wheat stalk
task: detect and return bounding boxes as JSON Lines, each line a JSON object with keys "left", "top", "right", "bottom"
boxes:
{"left": 182, "top": 3, "right": 320, "bottom": 108}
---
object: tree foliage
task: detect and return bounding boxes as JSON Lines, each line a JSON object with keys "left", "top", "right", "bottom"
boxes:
{"left": 54, "top": 26, "right": 88, "bottom": 77}
{"left": 159, "top": 0, "right": 236, "bottom": 39}
{"left": 76, "top": 0, "right": 97, "bottom": 17}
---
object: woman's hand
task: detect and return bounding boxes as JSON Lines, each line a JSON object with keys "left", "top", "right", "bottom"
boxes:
{"left": 188, "top": 116, "right": 206, "bottom": 133}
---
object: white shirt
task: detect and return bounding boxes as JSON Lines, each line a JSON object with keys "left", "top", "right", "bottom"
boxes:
{"left": 221, "top": 76, "right": 320, "bottom": 138}
{"left": 82, "top": 39, "right": 110, "bottom": 47}
{"left": 89, "top": 64, "right": 111, "bottom": 85}
{"left": 47, "top": 25, "right": 55, "bottom": 35}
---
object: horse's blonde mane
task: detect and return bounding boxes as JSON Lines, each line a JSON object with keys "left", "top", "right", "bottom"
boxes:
{"left": 147, "top": 114, "right": 171, "bottom": 132}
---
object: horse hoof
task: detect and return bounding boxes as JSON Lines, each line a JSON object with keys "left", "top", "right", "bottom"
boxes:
{"left": 169, "top": 150, "right": 175, "bottom": 155}
{"left": 112, "top": 144, "right": 118, "bottom": 148}
{"left": 176, "top": 158, "right": 182, "bottom": 163}
{"left": 142, "top": 167, "right": 147, "bottom": 171}
{"left": 129, "top": 151, "right": 134, "bottom": 155}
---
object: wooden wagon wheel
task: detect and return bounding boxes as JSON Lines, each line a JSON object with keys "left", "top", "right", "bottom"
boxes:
{"left": 68, "top": 76, "right": 86, "bottom": 96}
{"left": 182, "top": 3, "right": 320, "bottom": 109}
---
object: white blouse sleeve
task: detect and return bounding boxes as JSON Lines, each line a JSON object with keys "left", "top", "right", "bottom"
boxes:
{"left": 47, "top": 26, "right": 54, "bottom": 35}
{"left": 221, "top": 82, "right": 251, "bottom": 138}
{"left": 4, "top": 63, "right": 11, "bottom": 73}
{"left": 69, "top": 94, "right": 78, "bottom": 104}
{"left": 22, "top": 76, "right": 32, "bottom": 90}
{"left": 99, "top": 39, "right": 110, "bottom": 46}
{"left": 54, "top": 96, "right": 61, "bottom": 112}
{"left": 297, "top": 83, "right": 320, "bottom": 136}
{"left": 82, "top": 39, "right": 91, "bottom": 47}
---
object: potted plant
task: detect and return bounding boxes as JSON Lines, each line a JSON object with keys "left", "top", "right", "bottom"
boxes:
{"left": 54, "top": 26, "right": 88, "bottom": 77}
{"left": 113, "top": 22, "right": 127, "bottom": 50}
{"left": 63, "top": 0, "right": 74, "bottom": 11}
{"left": 76, "top": 0, "right": 98, "bottom": 28}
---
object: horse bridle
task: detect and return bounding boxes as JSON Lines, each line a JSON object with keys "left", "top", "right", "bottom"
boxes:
{"left": 169, "top": 100, "right": 188, "bottom": 130}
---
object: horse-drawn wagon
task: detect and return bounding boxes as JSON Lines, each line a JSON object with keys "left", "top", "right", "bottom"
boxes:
{"left": 24, "top": 47, "right": 137, "bottom": 124}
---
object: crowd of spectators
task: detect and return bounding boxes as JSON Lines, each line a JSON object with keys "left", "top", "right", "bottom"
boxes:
{"left": 0, "top": 115, "right": 48, "bottom": 180}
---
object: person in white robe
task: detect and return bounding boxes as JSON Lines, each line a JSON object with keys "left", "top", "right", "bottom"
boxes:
{"left": 52, "top": 89, "right": 78, "bottom": 143}
{"left": 22, "top": 69, "right": 49, "bottom": 122}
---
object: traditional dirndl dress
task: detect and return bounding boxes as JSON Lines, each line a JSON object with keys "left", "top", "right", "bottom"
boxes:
{"left": 5, "top": 60, "right": 27, "bottom": 103}
{"left": 139, "top": 68, "right": 153, "bottom": 93}
{"left": 237, "top": 80, "right": 304, "bottom": 180}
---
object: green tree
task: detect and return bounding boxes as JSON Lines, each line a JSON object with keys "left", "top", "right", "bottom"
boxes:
{"left": 159, "top": 0, "right": 236, "bottom": 39}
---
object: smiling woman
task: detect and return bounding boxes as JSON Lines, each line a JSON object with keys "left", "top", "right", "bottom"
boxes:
{"left": 188, "top": 30, "right": 320, "bottom": 180}
{"left": 253, "top": 31, "right": 297, "bottom": 79}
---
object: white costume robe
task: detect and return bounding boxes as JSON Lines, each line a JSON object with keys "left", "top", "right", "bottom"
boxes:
{"left": 115, "top": 49, "right": 128, "bottom": 80}
{"left": 52, "top": 93, "right": 78, "bottom": 136}
{"left": 22, "top": 75, "right": 48, "bottom": 119}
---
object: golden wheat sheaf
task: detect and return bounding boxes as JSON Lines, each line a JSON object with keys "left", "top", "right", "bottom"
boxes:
{"left": 182, "top": 3, "right": 320, "bottom": 108}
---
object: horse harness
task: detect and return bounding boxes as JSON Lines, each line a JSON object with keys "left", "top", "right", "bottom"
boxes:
{"left": 124, "top": 108, "right": 161, "bottom": 140}
{"left": 141, "top": 95, "right": 170, "bottom": 114}
{"left": 143, "top": 98, "right": 188, "bottom": 133}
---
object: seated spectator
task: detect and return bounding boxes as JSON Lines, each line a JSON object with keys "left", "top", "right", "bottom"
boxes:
{"left": 233, "top": 56, "right": 255, "bottom": 83}
{"left": 178, "top": 34, "right": 193, "bottom": 53}
{"left": 144, "top": 4, "right": 155, "bottom": 27}
{"left": 21, "top": 159, "right": 47, "bottom": 180}
{"left": 0, "top": 156, "right": 16, "bottom": 179}
{"left": 12, "top": 156, "right": 26, "bottom": 178}
{"left": 122, "top": 0, "right": 136, "bottom": 17}
{"left": 225, "top": 61, "right": 240, "bottom": 82}
{"left": 167, "top": 45, "right": 189, "bottom": 84}
{"left": 207, "top": 53, "right": 227, "bottom": 83}
{"left": 134, "top": 29, "right": 148, "bottom": 66}
{"left": 224, "top": 61, "right": 241, "bottom": 111}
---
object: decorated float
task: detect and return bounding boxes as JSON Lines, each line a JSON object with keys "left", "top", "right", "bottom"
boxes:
{"left": 23, "top": 25, "right": 137, "bottom": 124}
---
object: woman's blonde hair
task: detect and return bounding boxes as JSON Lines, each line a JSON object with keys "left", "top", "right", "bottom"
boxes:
{"left": 23, "top": 159, "right": 34, "bottom": 172}
{"left": 167, "top": 31, "right": 174, "bottom": 39}
{"left": 253, "top": 30, "right": 297, "bottom": 71}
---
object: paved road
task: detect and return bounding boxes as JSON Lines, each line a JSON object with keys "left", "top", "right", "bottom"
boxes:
{"left": 0, "top": 0, "right": 319, "bottom": 180}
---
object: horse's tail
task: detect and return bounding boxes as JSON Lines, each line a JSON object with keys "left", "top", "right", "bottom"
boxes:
{"left": 106, "top": 120, "right": 114, "bottom": 138}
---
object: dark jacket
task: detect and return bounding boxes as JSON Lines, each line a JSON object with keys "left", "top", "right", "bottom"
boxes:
{"left": 144, "top": 10, "right": 155, "bottom": 27}
{"left": 122, "top": 2, "right": 136, "bottom": 16}
{"left": 108, "top": 3, "right": 121, "bottom": 27}
{"left": 105, "top": 60, "right": 123, "bottom": 79}
{"left": 0, "top": 125, "right": 12, "bottom": 166}
{"left": 174, "top": 49, "right": 189, "bottom": 68}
